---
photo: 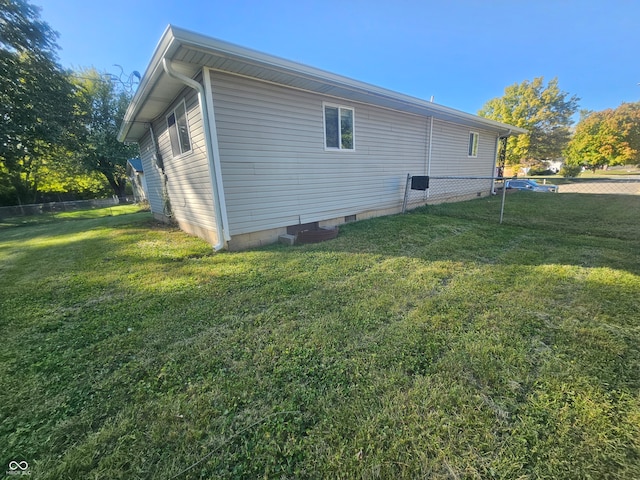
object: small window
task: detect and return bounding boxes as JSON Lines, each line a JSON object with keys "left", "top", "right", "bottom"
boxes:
{"left": 167, "top": 101, "right": 191, "bottom": 157}
{"left": 324, "top": 103, "right": 354, "bottom": 150}
{"left": 468, "top": 131, "right": 479, "bottom": 157}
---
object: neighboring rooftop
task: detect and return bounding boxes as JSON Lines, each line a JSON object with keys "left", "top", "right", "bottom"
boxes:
{"left": 127, "top": 158, "right": 143, "bottom": 172}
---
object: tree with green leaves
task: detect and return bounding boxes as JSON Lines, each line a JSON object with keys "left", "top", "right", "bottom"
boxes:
{"left": 564, "top": 102, "right": 640, "bottom": 171}
{"left": 479, "top": 77, "right": 579, "bottom": 165}
{"left": 72, "top": 68, "right": 138, "bottom": 200}
{"left": 0, "top": 0, "right": 77, "bottom": 204}
{"left": 29, "top": 143, "right": 110, "bottom": 201}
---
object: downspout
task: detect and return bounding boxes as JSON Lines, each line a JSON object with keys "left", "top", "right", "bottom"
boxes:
{"left": 491, "top": 136, "right": 500, "bottom": 194}
{"left": 202, "top": 68, "right": 230, "bottom": 243}
{"left": 491, "top": 129, "right": 511, "bottom": 193}
{"left": 148, "top": 123, "right": 173, "bottom": 218}
{"left": 426, "top": 115, "right": 434, "bottom": 199}
{"left": 162, "top": 58, "right": 230, "bottom": 250}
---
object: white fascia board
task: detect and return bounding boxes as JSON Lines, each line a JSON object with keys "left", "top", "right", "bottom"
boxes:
{"left": 173, "top": 27, "right": 527, "bottom": 134}
{"left": 118, "top": 26, "right": 180, "bottom": 142}
{"left": 168, "top": 26, "right": 527, "bottom": 136}
{"left": 119, "top": 25, "right": 527, "bottom": 142}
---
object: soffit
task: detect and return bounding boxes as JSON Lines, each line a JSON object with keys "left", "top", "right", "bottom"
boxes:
{"left": 120, "top": 26, "right": 526, "bottom": 142}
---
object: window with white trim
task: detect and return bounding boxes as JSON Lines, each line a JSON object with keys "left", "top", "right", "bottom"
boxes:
{"left": 167, "top": 100, "right": 191, "bottom": 157}
{"left": 324, "top": 103, "right": 354, "bottom": 150}
{"left": 468, "top": 131, "right": 479, "bottom": 157}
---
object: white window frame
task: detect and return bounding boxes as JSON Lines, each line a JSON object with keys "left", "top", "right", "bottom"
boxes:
{"left": 468, "top": 131, "right": 479, "bottom": 158}
{"left": 323, "top": 102, "right": 355, "bottom": 151}
{"left": 166, "top": 99, "right": 192, "bottom": 158}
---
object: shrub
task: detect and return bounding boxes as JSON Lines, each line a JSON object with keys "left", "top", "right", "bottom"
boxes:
{"left": 529, "top": 168, "right": 556, "bottom": 176}
{"left": 560, "top": 164, "right": 582, "bottom": 177}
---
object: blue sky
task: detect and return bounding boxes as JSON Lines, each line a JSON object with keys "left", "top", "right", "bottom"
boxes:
{"left": 38, "top": 0, "right": 639, "bottom": 117}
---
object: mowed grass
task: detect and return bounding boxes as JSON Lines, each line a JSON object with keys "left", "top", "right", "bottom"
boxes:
{"left": 0, "top": 203, "right": 144, "bottom": 228}
{"left": 1, "top": 197, "right": 639, "bottom": 479}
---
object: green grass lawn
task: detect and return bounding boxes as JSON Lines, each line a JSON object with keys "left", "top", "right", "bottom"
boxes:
{"left": 579, "top": 167, "right": 640, "bottom": 176}
{"left": 0, "top": 204, "right": 144, "bottom": 228}
{"left": 1, "top": 199, "right": 639, "bottom": 479}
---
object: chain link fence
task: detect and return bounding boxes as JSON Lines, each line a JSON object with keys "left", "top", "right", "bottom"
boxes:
{"left": 403, "top": 174, "right": 640, "bottom": 225}
{"left": 403, "top": 175, "right": 505, "bottom": 218}
{"left": 552, "top": 177, "right": 640, "bottom": 195}
{"left": 0, "top": 197, "right": 132, "bottom": 220}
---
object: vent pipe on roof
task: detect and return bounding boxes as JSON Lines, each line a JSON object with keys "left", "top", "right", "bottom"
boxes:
{"left": 161, "top": 58, "right": 230, "bottom": 251}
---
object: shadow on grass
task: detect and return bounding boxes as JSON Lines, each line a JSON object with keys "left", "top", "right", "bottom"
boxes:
{"left": 3, "top": 193, "right": 639, "bottom": 287}
{"left": 289, "top": 196, "right": 640, "bottom": 276}
{"left": 0, "top": 205, "right": 149, "bottom": 230}
{"left": 1, "top": 195, "right": 639, "bottom": 479}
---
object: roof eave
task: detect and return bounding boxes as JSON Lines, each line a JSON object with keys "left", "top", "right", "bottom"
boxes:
{"left": 167, "top": 26, "right": 527, "bottom": 135}
{"left": 119, "top": 25, "right": 527, "bottom": 143}
{"left": 118, "top": 25, "right": 179, "bottom": 142}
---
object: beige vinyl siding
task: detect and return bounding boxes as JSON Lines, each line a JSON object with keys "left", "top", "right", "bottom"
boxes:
{"left": 428, "top": 119, "right": 498, "bottom": 198}
{"left": 150, "top": 89, "right": 218, "bottom": 233}
{"left": 429, "top": 120, "right": 497, "bottom": 176}
{"left": 138, "top": 131, "right": 165, "bottom": 215}
{"left": 211, "top": 71, "right": 428, "bottom": 235}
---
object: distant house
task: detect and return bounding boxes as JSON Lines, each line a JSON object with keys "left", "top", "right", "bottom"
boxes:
{"left": 545, "top": 160, "right": 563, "bottom": 173}
{"left": 118, "top": 26, "right": 526, "bottom": 250}
{"left": 126, "top": 157, "right": 148, "bottom": 203}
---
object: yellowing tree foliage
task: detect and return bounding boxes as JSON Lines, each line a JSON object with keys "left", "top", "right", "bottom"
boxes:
{"left": 479, "top": 77, "right": 579, "bottom": 164}
{"left": 565, "top": 102, "right": 640, "bottom": 171}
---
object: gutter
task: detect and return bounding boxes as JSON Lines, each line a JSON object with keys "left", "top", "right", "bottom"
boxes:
{"left": 170, "top": 26, "right": 528, "bottom": 136}
{"left": 161, "top": 58, "right": 231, "bottom": 250}
{"left": 491, "top": 129, "right": 513, "bottom": 193}
{"left": 426, "top": 115, "right": 434, "bottom": 198}
{"left": 491, "top": 136, "right": 500, "bottom": 194}
{"left": 118, "top": 25, "right": 177, "bottom": 143}
{"left": 121, "top": 26, "right": 528, "bottom": 142}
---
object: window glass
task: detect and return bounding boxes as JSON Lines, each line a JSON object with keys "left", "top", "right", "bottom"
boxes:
{"left": 175, "top": 102, "right": 191, "bottom": 153}
{"left": 167, "top": 113, "right": 181, "bottom": 157}
{"left": 167, "top": 101, "right": 192, "bottom": 157}
{"left": 468, "top": 132, "right": 479, "bottom": 157}
{"left": 340, "top": 108, "right": 353, "bottom": 149}
{"left": 324, "top": 106, "right": 339, "bottom": 148}
{"left": 324, "top": 104, "right": 354, "bottom": 150}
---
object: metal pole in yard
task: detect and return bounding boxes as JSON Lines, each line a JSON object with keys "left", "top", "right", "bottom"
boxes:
{"left": 499, "top": 177, "right": 508, "bottom": 224}
{"left": 402, "top": 174, "right": 411, "bottom": 213}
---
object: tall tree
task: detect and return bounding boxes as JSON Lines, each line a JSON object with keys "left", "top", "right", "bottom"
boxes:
{"left": 565, "top": 102, "right": 640, "bottom": 171}
{"left": 73, "top": 68, "right": 138, "bottom": 200}
{"left": 479, "top": 77, "right": 579, "bottom": 164}
{"left": 0, "top": 0, "right": 76, "bottom": 204}
{"left": 0, "top": 0, "right": 55, "bottom": 53}
{"left": 27, "top": 143, "right": 110, "bottom": 201}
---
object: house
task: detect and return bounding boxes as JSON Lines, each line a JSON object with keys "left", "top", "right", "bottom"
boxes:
{"left": 118, "top": 26, "right": 526, "bottom": 250}
{"left": 126, "top": 157, "right": 148, "bottom": 203}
